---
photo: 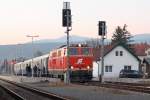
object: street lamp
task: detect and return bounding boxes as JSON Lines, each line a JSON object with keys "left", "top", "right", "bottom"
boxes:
{"left": 26, "top": 35, "right": 39, "bottom": 77}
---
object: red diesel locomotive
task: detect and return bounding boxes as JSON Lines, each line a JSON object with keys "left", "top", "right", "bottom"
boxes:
{"left": 48, "top": 44, "right": 93, "bottom": 81}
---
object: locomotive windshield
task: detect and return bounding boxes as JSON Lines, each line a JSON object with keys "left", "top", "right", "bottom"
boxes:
{"left": 69, "top": 48, "right": 78, "bottom": 55}
{"left": 81, "top": 48, "right": 90, "bottom": 55}
{"left": 69, "top": 47, "right": 91, "bottom": 55}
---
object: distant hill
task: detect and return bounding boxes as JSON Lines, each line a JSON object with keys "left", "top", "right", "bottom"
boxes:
{"left": 99, "top": 33, "right": 150, "bottom": 44}
{"left": 132, "top": 33, "right": 150, "bottom": 43}
{"left": 0, "top": 35, "right": 90, "bottom": 61}
{"left": 35, "top": 35, "right": 90, "bottom": 43}
{"left": 34, "top": 33, "right": 150, "bottom": 44}
{"left": 0, "top": 33, "right": 150, "bottom": 61}
{"left": 0, "top": 43, "right": 64, "bottom": 61}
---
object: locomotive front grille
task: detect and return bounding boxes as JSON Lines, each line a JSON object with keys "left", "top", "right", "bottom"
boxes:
{"left": 70, "top": 70, "right": 92, "bottom": 82}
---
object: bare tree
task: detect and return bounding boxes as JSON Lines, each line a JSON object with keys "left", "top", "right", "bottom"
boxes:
{"left": 85, "top": 38, "right": 100, "bottom": 48}
{"left": 34, "top": 50, "right": 43, "bottom": 57}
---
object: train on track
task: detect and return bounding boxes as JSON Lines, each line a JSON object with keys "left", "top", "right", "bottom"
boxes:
{"left": 14, "top": 44, "right": 93, "bottom": 82}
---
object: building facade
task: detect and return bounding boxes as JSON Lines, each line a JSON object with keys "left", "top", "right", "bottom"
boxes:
{"left": 93, "top": 44, "right": 141, "bottom": 78}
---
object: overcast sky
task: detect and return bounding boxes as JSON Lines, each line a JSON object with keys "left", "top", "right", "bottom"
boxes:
{"left": 0, "top": 0, "right": 149, "bottom": 44}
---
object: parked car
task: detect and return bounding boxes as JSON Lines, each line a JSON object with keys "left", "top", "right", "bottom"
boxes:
{"left": 119, "top": 69, "right": 143, "bottom": 78}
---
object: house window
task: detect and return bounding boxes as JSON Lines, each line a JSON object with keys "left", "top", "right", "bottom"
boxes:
{"left": 124, "top": 65, "right": 131, "bottom": 70}
{"left": 115, "top": 51, "right": 118, "bottom": 56}
{"left": 105, "top": 66, "right": 112, "bottom": 72}
{"left": 120, "top": 51, "right": 123, "bottom": 56}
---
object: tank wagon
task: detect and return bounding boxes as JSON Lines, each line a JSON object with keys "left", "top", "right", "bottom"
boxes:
{"left": 14, "top": 54, "right": 49, "bottom": 76}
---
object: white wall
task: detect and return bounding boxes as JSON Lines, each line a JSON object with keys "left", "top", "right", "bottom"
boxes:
{"left": 93, "top": 46, "right": 140, "bottom": 78}
{"left": 145, "top": 48, "right": 150, "bottom": 57}
{"left": 138, "top": 56, "right": 146, "bottom": 61}
{"left": 93, "top": 62, "right": 101, "bottom": 78}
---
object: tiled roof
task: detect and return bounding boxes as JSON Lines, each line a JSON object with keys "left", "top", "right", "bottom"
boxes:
{"left": 93, "top": 44, "right": 113, "bottom": 61}
{"left": 132, "top": 43, "right": 150, "bottom": 56}
{"left": 93, "top": 43, "right": 150, "bottom": 61}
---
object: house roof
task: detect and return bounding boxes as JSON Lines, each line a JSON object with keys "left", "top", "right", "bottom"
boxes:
{"left": 92, "top": 44, "right": 113, "bottom": 61}
{"left": 93, "top": 43, "right": 141, "bottom": 62}
{"left": 103, "top": 44, "right": 141, "bottom": 62}
{"left": 143, "top": 58, "right": 150, "bottom": 65}
{"left": 133, "top": 43, "right": 150, "bottom": 56}
{"left": 93, "top": 43, "right": 150, "bottom": 61}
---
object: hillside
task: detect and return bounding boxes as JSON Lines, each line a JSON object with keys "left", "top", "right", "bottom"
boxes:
{"left": 132, "top": 33, "right": 150, "bottom": 43}
{"left": 0, "top": 33, "right": 150, "bottom": 61}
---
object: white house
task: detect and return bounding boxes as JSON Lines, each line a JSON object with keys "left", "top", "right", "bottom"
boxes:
{"left": 93, "top": 44, "right": 141, "bottom": 78}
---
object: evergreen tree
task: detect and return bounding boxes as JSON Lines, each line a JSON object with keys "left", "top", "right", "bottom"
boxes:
{"left": 111, "top": 24, "right": 133, "bottom": 47}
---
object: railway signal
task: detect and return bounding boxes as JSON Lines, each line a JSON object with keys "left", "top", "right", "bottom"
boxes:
{"left": 98, "top": 21, "right": 106, "bottom": 83}
{"left": 62, "top": 2, "right": 72, "bottom": 84}
{"left": 62, "top": 2, "right": 72, "bottom": 28}
{"left": 98, "top": 21, "right": 106, "bottom": 36}
{"left": 62, "top": 7, "right": 71, "bottom": 27}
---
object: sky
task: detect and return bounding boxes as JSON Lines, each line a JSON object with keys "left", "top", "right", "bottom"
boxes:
{"left": 0, "top": 0, "right": 150, "bottom": 44}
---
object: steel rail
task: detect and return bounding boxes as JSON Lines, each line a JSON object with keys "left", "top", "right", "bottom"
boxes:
{"left": 0, "top": 84, "right": 25, "bottom": 100}
{"left": 105, "top": 81, "right": 150, "bottom": 87}
{"left": 101, "top": 82, "right": 150, "bottom": 94}
{"left": 74, "top": 81, "right": 150, "bottom": 94}
{"left": 0, "top": 78, "right": 70, "bottom": 100}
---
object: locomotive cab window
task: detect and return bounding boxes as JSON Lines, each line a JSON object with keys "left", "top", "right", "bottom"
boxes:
{"left": 69, "top": 48, "right": 78, "bottom": 55}
{"left": 58, "top": 50, "right": 61, "bottom": 57}
{"left": 81, "top": 48, "right": 90, "bottom": 55}
{"left": 52, "top": 52, "right": 57, "bottom": 57}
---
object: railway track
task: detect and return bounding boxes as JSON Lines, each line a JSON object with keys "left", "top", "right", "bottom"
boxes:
{"left": 101, "top": 82, "right": 150, "bottom": 94}
{"left": 105, "top": 81, "right": 150, "bottom": 87}
{"left": 74, "top": 81, "right": 150, "bottom": 94}
{"left": 0, "top": 84, "right": 24, "bottom": 100}
{"left": 0, "top": 78, "right": 70, "bottom": 100}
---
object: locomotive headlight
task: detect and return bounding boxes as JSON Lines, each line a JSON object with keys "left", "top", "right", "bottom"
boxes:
{"left": 71, "top": 66, "right": 74, "bottom": 70}
{"left": 87, "top": 66, "right": 90, "bottom": 69}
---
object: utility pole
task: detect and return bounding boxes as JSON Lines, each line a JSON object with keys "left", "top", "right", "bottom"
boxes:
{"left": 98, "top": 21, "right": 106, "bottom": 83}
{"left": 62, "top": 2, "right": 72, "bottom": 84}
{"left": 17, "top": 43, "right": 23, "bottom": 77}
{"left": 101, "top": 32, "right": 105, "bottom": 82}
{"left": 26, "top": 35, "right": 39, "bottom": 77}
